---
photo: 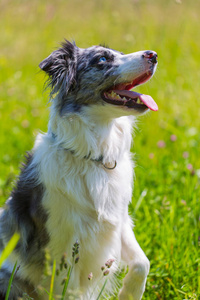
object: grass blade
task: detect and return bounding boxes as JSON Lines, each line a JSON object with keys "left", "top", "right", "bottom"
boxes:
{"left": 49, "top": 259, "right": 56, "bottom": 300}
{"left": 96, "top": 278, "right": 108, "bottom": 300}
{"left": 5, "top": 261, "right": 18, "bottom": 300}
{"left": 0, "top": 233, "right": 20, "bottom": 268}
{"left": 61, "top": 265, "right": 73, "bottom": 300}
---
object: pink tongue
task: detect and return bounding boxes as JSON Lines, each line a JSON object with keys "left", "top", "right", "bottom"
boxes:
{"left": 114, "top": 90, "right": 158, "bottom": 111}
{"left": 139, "top": 94, "right": 158, "bottom": 111}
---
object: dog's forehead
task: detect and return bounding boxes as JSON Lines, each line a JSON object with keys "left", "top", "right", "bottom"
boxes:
{"left": 78, "top": 45, "right": 123, "bottom": 58}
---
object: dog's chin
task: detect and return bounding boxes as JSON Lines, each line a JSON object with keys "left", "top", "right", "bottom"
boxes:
{"left": 108, "top": 103, "right": 150, "bottom": 119}
{"left": 81, "top": 101, "right": 148, "bottom": 124}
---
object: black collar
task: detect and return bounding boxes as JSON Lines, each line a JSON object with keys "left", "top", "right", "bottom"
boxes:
{"left": 51, "top": 132, "right": 117, "bottom": 170}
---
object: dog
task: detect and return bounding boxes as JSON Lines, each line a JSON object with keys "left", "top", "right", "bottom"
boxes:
{"left": 0, "top": 40, "right": 158, "bottom": 300}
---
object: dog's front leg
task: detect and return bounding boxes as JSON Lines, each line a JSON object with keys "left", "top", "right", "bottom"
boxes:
{"left": 119, "top": 220, "right": 150, "bottom": 300}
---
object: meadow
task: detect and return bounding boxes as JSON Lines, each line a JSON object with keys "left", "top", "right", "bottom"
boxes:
{"left": 0, "top": 0, "right": 199, "bottom": 299}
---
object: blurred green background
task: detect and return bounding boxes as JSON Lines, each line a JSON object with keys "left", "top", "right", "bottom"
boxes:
{"left": 0, "top": 0, "right": 199, "bottom": 299}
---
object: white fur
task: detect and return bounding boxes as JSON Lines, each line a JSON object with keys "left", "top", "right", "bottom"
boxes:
{"left": 29, "top": 102, "right": 149, "bottom": 299}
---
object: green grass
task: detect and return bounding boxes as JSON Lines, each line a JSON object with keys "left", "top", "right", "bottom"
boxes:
{"left": 0, "top": 0, "right": 199, "bottom": 299}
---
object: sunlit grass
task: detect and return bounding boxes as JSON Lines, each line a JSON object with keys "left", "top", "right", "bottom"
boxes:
{"left": 0, "top": 0, "right": 199, "bottom": 299}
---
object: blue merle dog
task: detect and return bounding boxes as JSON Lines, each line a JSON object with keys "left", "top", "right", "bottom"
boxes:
{"left": 0, "top": 40, "right": 158, "bottom": 300}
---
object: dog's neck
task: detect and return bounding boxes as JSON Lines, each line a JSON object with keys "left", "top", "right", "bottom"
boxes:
{"left": 48, "top": 103, "right": 135, "bottom": 167}
{"left": 50, "top": 131, "right": 117, "bottom": 170}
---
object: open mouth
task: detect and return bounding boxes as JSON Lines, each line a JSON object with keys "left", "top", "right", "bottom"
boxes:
{"left": 102, "top": 72, "right": 158, "bottom": 111}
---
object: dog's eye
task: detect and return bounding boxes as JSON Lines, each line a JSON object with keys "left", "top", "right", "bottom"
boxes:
{"left": 99, "top": 56, "right": 107, "bottom": 62}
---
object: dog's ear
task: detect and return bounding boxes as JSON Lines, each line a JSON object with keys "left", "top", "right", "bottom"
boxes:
{"left": 39, "top": 40, "right": 77, "bottom": 96}
{"left": 39, "top": 54, "right": 54, "bottom": 72}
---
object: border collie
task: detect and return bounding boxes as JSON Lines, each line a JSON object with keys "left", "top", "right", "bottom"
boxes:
{"left": 0, "top": 40, "right": 158, "bottom": 300}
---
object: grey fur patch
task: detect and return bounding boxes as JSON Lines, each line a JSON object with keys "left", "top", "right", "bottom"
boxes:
{"left": 39, "top": 41, "right": 122, "bottom": 115}
{"left": 39, "top": 40, "right": 77, "bottom": 99}
{"left": 0, "top": 268, "right": 37, "bottom": 300}
{"left": 0, "top": 152, "right": 49, "bottom": 291}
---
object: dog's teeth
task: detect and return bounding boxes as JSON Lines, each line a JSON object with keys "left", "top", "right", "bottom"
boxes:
{"left": 115, "top": 95, "right": 121, "bottom": 100}
{"left": 136, "top": 98, "right": 143, "bottom": 104}
{"left": 111, "top": 91, "right": 117, "bottom": 98}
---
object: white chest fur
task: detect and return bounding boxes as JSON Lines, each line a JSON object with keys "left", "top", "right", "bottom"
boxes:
{"left": 33, "top": 113, "right": 135, "bottom": 297}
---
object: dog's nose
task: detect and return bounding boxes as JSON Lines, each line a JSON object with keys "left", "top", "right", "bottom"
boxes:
{"left": 142, "top": 51, "right": 157, "bottom": 64}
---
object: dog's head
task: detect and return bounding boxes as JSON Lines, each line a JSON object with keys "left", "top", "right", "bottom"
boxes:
{"left": 39, "top": 40, "right": 158, "bottom": 118}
